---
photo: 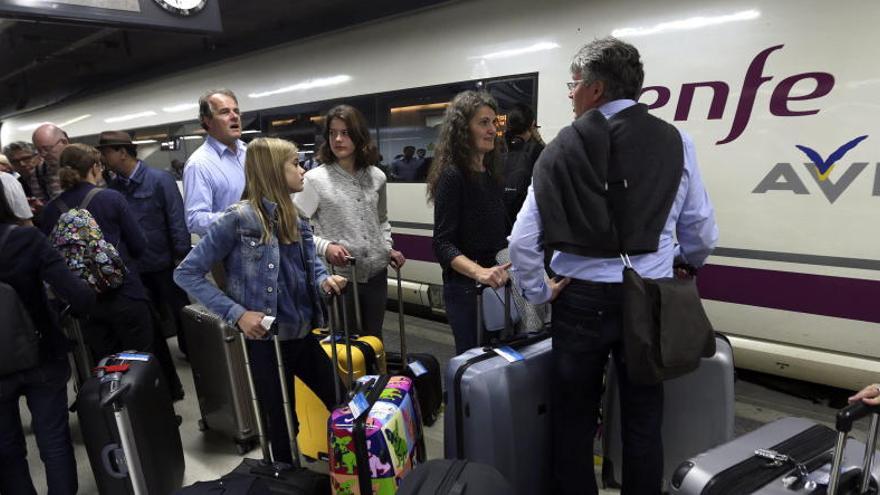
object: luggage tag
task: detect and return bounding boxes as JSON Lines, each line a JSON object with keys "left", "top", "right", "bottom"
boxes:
{"left": 493, "top": 345, "right": 525, "bottom": 363}
{"left": 408, "top": 359, "right": 428, "bottom": 377}
{"left": 116, "top": 352, "right": 150, "bottom": 362}
{"left": 348, "top": 392, "right": 370, "bottom": 419}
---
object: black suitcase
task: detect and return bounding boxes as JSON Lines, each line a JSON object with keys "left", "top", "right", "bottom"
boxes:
{"left": 385, "top": 268, "right": 443, "bottom": 426}
{"left": 176, "top": 327, "right": 330, "bottom": 495}
{"left": 397, "top": 459, "right": 512, "bottom": 494}
{"left": 77, "top": 352, "right": 185, "bottom": 495}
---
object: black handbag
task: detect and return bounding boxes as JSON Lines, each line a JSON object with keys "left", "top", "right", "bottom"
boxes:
{"left": 619, "top": 254, "right": 715, "bottom": 385}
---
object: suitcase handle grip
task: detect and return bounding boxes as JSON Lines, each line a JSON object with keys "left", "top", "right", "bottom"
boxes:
{"left": 100, "top": 383, "right": 131, "bottom": 409}
{"left": 836, "top": 402, "right": 880, "bottom": 433}
{"left": 100, "top": 443, "right": 128, "bottom": 479}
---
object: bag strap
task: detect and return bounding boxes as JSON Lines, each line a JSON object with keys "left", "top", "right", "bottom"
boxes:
{"left": 55, "top": 198, "right": 70, "bottom": 214}
{"left": 79, "top": 188, "right": 102, "bottom": 210}
{"left": 0, "top": 224, "right": 16, "bottom": 252}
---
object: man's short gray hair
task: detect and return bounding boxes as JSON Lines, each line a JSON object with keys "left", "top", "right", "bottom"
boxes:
{"left": 198, "top": 88, "right": 238, "bottom": 130}
{"left": 570, "top": 37, "right": 644, "bottom": 101}
{"left": 3, "top": 141, "right": 35, "bottom": 156}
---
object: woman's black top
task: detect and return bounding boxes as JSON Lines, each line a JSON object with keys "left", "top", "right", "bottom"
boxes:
{"left": 432, "top": 166, "right": 508, "bottom": 282}
{"left": 0, "top": 224, "right": 95, "bottom": 361}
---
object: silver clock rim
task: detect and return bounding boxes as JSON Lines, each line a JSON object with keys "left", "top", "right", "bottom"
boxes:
{"left": 153, "top": 0, "right": 207, "bottom": 17}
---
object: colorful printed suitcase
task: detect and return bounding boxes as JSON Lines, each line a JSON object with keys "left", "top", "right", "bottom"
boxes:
{"left": 296, "top": 329, "right": 385, "bottom": 460}
{"left": 602, "top": 334, "right": 736, "bottom": 490}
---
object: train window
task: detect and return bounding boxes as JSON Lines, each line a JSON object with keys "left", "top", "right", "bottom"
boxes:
{"left": 377, "top": 74, "right": 538, "bottom": 183}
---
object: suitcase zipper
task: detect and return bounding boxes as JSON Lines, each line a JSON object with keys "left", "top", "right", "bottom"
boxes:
{"left": 437, "top": 459, "right": 468, "bottom": 495}
{"left": 702, "top": 424, "right": 837, "bottom": 495}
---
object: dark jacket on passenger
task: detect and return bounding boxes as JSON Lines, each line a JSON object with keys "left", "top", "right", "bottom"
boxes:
{"left": 109, "top": 161, "right": 190, "bottom": 273}
{"left": 40, "top": 182, "right": 149, "bottom": 301}
{"left": 0, "top": 224, "right": 95, "bottom": 361}
{"left": 502, "top": 136, "right": 544, "bottom": 229}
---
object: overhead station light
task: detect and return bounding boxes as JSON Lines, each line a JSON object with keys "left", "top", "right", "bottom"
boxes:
{"left": 248, "top": 75, "right": 352, "bottom": 99}
{"left": 241, "top": 130, "right": 262, "bottom": 135}
{"left": 132, "top": 139, "right": 158, "bottom": 145}
{"left": 611, "top": 10, "right": 760, "bottom": 37}
{"left": 105, "top": 111, "right": 157, "bottom": 123}
{"left": 59, "top": 114, "right": 92, "bottom": 127}
{"left": 162, "top": 103, "right": 199, "bottom": 113}
{"left": 469, "top": 41, "right": 560, "bottom": 61}
{"left": 390, "top": 102, "right": 449, "bottom": 113}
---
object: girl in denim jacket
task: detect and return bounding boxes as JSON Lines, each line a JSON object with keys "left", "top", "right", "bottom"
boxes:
{"left": 174, "top": 137, "right": 345, "bottom": 465}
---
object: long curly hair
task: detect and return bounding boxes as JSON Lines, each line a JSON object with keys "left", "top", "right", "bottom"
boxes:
{"left": 426, "top": 91, "right": 501, "bottom": 203}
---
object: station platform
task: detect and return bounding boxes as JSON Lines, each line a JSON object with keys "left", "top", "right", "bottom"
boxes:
{"left": 21, "top": 310, "right": 868, "bottom": 494}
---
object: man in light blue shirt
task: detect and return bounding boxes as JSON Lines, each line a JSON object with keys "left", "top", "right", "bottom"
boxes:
{"left": 183, "top": 88, "right": 247, "bottom": 236}
{"left": 508, "top": 38, "right": 718, "bottom": 495}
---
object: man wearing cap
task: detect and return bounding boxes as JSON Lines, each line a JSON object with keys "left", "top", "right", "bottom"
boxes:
{"left": 98, "top": 131, "right": 189, "bottom": 397}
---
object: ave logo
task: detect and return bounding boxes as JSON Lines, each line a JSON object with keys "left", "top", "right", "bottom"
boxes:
{"left": 752, "top": 135, "right": 879, "bottom": 203}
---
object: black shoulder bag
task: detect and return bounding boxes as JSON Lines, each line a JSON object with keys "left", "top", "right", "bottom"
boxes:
{"left": 607, "top": 181, "right": 715, "bottom": 386}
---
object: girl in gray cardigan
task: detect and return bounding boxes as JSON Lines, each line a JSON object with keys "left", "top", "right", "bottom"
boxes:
{"left": 295, "top": 105, "right": 405, "bottom": 338}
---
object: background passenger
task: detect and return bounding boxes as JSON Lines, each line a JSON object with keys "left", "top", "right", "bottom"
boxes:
{"left": 427, "top": 91, "right": 510, "bottom": 354}
{"left": 30, "top": 123, "right": 67, "bottom": 201}
{"left": 1, "top": 170, "right": 34, "bottom": 226}
{"left": 390, "top": 145, "right": 421, "bottom": 182}
{"left": 40, "top": 144, "right": 185, "bottom": 401}
{"left": 174, "top": 137, "right": 346, "bottom": 465}
{"left": 501, "top": 102, "right": 545, "bottom": 230}
{"left": 99, "top": 130, "right": 193, "bottom": 358}
{"left": 295, "top": 104, "right": 405, "bottom": 339}
{"left": 0, "top": 179, "right": 95, "bottom": 495}
{"left": 183, "top": 88, "right": 247, "bottom": 236}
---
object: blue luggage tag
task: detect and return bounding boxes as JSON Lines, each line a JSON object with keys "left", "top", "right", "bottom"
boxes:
{"left": 493, "top": 346, "right": 524, "bottom": 363}
{"left": 117, "top": 353, "right": 150, "bottom": 362}
{"left": 408, "top": 359, "right": 428, "bottom": 377}
{"left": 348, "top": 392, "right": 370, "bottom": 419}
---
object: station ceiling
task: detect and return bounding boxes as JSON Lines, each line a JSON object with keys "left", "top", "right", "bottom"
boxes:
{"left": 0, "top": 0, "right": 451, "bottom": 119}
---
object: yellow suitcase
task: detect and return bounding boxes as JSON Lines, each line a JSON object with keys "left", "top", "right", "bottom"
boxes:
{"left": 295, "top": 329, "right": 386, "bottom": 461}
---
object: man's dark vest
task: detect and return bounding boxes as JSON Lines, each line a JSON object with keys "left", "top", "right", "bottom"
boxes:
{"left": 533, "top": 103, "right": 683, "bottom": 257}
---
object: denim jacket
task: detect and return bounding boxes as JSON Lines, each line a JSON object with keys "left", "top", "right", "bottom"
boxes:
{"left": 174, "top": 198, "right": 329, "bottom": 338}
{"left": 110, "top": 161, "right": 190, "bottom": 273}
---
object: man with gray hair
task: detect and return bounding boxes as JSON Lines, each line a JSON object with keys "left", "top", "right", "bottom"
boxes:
{"left": 30, "top": 123, "right": 67, "bottom": 201}
{"left": 509, "top": 37, "right": 718, "bottom": 494}
{"left": 183, "top": 88, "right": 246, "bottom": 236}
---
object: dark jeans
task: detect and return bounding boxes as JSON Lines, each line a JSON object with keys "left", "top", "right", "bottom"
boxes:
{"left": 339, "top": 270, "right": 388, "bottom": 339}
{"left": 88, "top": 293, "right": 183, "bottom": 397}
{"left": 443, "top": 276, "right": 480, "bottom": 355}
{"left": 246, "top": 335, "right": 340, "bottom": 465}
{"left": 0, "top": 358, "right": 76, "bottom": 495}
{"left": 551, "top": 280, "right": 664, "bottom": 495}
{"left": 141, "top": 268, "right": 190, "bottom": 356}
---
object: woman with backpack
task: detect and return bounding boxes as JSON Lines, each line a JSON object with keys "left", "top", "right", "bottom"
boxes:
{"left": 40, "top": 143, "right": 185, "bottom": 401}
{"left": 174, "top": 137, "right": 346, "bottom": 466}
{"left": 0, "top": 179, "right": 95, "bottom": 495}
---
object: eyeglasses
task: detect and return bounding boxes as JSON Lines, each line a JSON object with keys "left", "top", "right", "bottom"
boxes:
{"left": 36, "top": 138, "right": 65, "bottom": 155}
{"left": 566, "top": 80, "right": 583, "bottom": 91}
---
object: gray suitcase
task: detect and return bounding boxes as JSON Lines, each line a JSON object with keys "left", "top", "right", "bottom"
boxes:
{"left": 669, "top": 404, "right": 880, "bottom": 494}
{"left": 602, "top": 334, "right": 736, "bottom": 491}
{"left": 443, "top": 283, "right": 552, "bottom": 495}
{"left": 181, "top": 304, "right": 258, "bottom": 454}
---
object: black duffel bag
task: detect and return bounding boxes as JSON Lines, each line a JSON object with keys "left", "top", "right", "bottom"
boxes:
{"left": 397, "top": 459, "right": 512, "bottom": 495}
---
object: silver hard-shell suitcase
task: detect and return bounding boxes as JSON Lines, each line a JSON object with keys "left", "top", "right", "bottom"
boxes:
{"left": 443, "top": 282, "right": 552, "bottom": 495}
{"left": 669, "top": 404, "right": 880, "bottom": 494}
{"left": 602, "top": 334, "right": 736, "bottom": 490}
{"left": 181, "top": 304, "right": 258, "bottom": 454}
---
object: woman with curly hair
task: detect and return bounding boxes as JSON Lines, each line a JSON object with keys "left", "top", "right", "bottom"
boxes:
{"left": 427, "top": 91, "right": 510, "bottom": 354}
{"left": 295, "top": 105, "right": 404, "bottom": 339}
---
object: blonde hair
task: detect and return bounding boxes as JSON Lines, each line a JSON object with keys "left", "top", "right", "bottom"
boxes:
{"left": 242, "top": 137, "right": 300, "bottom": 244}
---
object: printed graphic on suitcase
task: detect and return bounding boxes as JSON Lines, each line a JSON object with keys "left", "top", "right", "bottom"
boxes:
{"left": 329, "top": 375, "right": 422, "bottom": 495}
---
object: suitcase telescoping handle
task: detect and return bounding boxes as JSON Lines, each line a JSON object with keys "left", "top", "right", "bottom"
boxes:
{"left": 327, "top": 265, "right": 356, "bottom": 403}
{"left": 238, "top": 332, "right": 274, "bottom": 464}
{"left": 828, "top": 402, "right": 880, "bottom": 495}
{"left": 345, "top": 256, "right": 363, "bottom": 335}
{"left": 475, "top": 279, "right": 514, "bottom": 346}
{"left": 396, "top": 267, "right": 408, "bottom": 364}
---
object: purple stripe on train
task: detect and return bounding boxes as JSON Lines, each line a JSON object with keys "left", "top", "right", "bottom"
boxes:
{"left": 391, "top": 233, "right": 880, "bottom": 324}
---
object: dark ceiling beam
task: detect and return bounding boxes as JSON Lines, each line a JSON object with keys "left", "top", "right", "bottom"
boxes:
{"left": 0, "top": 27, "right": 117, "bottom": 85}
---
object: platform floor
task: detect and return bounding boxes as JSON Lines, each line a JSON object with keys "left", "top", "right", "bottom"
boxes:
{"left": 18, "top": 309, "right": 867, "bottom": 494}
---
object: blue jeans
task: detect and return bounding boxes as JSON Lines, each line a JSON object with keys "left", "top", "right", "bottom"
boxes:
{"left": 443, "top": 276, "right": 481, "bottom": 355}
{"left": 550, "top": 279, "right": 664, "bottom": 495}
{"left": 0, "top": 358, "right": 77, "bottom": 495}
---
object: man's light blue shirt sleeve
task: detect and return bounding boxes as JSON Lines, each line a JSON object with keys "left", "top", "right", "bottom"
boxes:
{"left": 676, "top": 133, "right": 718, "bottom": 267}
{"left": 508, "top": 185, "right": 552, "bottom": 305}
{"left": 183, "top": 161, "right": 221, "bottom": 236}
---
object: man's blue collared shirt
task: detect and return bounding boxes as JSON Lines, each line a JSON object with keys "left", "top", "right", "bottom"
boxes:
{"left": 110, "top": 160, "right": 190, "bottom": 273}
{"left": 183, "top": 135, "right": 247, "bottom": 236}
{"left": 508, "top": 99, "right": 719, "bottom": 304}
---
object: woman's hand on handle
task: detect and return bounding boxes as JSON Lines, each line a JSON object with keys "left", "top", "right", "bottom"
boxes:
{"left": 389, "top": 249, "right": 406, "bottom": 269}
{"left": 474, "top": 262, "right": 511, "bottom": 289}
{"left": 325, "top": 243, "right": 351, "bottom": 267}
{"left": 322, "top": 275, "right": 347, "bottom": 295}
{"left": 237, "top": 311, "right": 267, "bottom": 339}
{"left": 849, "top": 384, "right": 880, "bottom": 406}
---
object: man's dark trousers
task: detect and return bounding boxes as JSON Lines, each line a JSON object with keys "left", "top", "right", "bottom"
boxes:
{"left": 550, "top": 279, "right": 664, "bottom": 495}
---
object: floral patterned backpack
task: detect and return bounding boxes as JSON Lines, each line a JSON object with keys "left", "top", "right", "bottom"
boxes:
{"left": 50, "top": 188, "right": 127, "bottom": 293}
